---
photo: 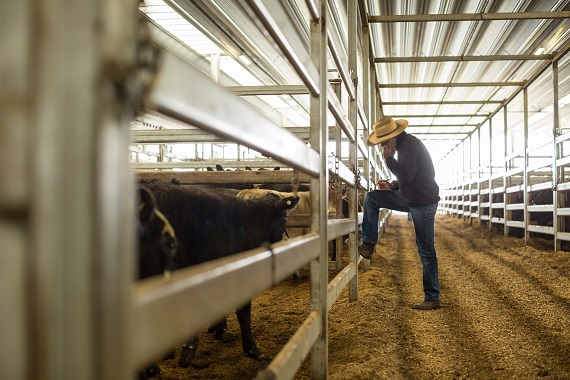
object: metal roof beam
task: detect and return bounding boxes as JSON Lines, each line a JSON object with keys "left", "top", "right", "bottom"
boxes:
{"left": 392, "top": 114, "right": 486, "bottom": 118}
{"left": 379, "top": 82, "right": 523, "bottom": 88}
{"left": 383, "top": 100, "right": 502, "bottom": 105}
{"left": 407, "top": 124, "right": 478, "bottom": 127}
{"left": 368, "top": 11, "right": 570, "bottom": 23}
{"left": 414, "top": 133, "right": 466, "bottom": 141}
{"left": 247, "top": 0, "right": 320, "bottom": 96}
{"left": 228, "top": 85, "right": 309, "bottom": 96}
{"left": 375, "top": 54, "right": 553, "bottom": 63}
{"left": 412, "top": 132, "right": 469, "bottom": 135}
{"left": 304, "top": 0, "right": 319, "bottom": 20}
{"left": 463, "top": 28, "right": 570, "bottom": 142}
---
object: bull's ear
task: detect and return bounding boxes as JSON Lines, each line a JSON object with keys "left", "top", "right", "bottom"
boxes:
{"left": 139, "top": 186, "right": 156, "bottom": 223}
{"left": 280, "top": 196, "right": 300, "bottom": 210}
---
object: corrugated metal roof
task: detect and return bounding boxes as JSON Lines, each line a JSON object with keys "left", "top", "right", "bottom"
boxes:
{"left": 367, "top": 0, "right": 570, "bottom": 161}
{"left": 139, "top": 0, "right": 570, "bottom": 164}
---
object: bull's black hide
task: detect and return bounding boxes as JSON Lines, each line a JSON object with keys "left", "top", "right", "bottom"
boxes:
{"left": 141, "top": 180, "right": 299, "bottom": 367}
{"left": 138, "top": 186, "right": 177, "bottom": 280}
{"left": 258, "top": 183, "right": 311, "bottom": 192}
{"left": 137, "top": 186, "right": 178, "bottom": 379}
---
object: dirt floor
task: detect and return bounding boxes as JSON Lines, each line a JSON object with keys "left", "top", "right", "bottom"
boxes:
{"left": 154, "top": 213, "right": 570, "bottom": 379}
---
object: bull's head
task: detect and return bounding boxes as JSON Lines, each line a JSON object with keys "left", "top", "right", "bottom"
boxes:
{"left": 264, "top": 193, "right": 300, "bottom": 243}
{"left": 137, "top": 186, "right": 178, "bottom": 279}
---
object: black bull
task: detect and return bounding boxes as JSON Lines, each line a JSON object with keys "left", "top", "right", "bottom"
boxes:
{"left": 137, "top": 186, "right": 178, "bottom": 379}
{"left": 141, "top": 180, "right": 299, "bottom": 367}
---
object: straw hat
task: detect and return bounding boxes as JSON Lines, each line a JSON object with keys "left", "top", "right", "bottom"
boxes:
{"left": 367, "top": 116, "right": 408, "bottom": 146}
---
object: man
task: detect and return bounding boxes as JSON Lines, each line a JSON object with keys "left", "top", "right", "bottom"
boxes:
{"left": 358, "top": 116, "right": 441, "bottom": 310}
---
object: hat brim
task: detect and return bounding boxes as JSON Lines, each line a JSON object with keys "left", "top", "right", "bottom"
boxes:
{"left": 367, "top": 119, "right": 408, "bottom": 146}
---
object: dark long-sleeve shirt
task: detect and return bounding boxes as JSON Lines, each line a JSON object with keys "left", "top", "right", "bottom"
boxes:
{"left": 386, "top": 132, "right": 440, "bottom": 207}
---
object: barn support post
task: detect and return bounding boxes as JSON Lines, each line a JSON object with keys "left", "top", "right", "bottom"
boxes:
{"left": 477, "top": 127, "right": 482, "bottom": 226}
{"left": 523, "top": 87, "right": 529, "bottom": 244}
{"left": 461, "top": 147, "right": 465, "bottom": 219}
{"left": 348, "top": 0, "right": 360, "bottom": 301}
{"left": 463, "top": 135, "right": 472, "bottom": 224}
{"left": 448, "top": 150, "right": 453, "bottom": 215}
{"left": 461, "top": 140, "right": 466, "bottom": 219}
{"left": 27, "top": 0, "right": 101, "bottom": 378}
{"left": 309, "top": 0, "right": 329, "bottom": 377}
{"left": 458, "top": 142, "right": 463, "bottom": 217}
{"left": 362, "top": 22, "right": 371, "bottom": 185}
{"left": 553, "top": 60, "right": 561, "bottom": 251}
{"left": 458, "top": 147, "right": 462, "bottom": 216}
{"left": 488, "top": 118, "right": 493, "bottom": 231}
{"left": 503, "top": 105, "right": 509, "bottom": 237}
{"left": 465, "top": 139, "right": 469, "bottom": 220}
{"left": 332, "top": 81, "right": 344, "bottom": 271}
{"left": 374, "top": 85, "right": 382, "bottom": 185}
{"left": 0, "top": 0, "right": 31, "bottom": 378}
{"left": 460, "top": 141, "right": 464, "bottom": 218}
{"left": 458, "top": 145, "right": 462, "bottom": 216}
{"left": 20, "top": 0, "right": 138, "bottom": 378}
{"left": 467, "top": 138, "right": 471, "bottom": 221}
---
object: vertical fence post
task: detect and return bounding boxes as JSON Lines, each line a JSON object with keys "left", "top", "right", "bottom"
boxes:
{"left": 489, "top": 119, "right": 493, "bottom": 231}
{"left": 348, "top": 0, "right": 360, "bottom": 301}
{"left": 309, "top": 0, "right": 328, "bottom": 377}
{"left": 553, "top": 61, "right": 560, "bottom": 251}
{"left": 0, "top": 1, "right": 30, "bottom": 378}
{"left": 523, "top": 87, "right": 529, "bottom": 244}
{"left": 503, "top": 106, "right": 509, "bottom": 237}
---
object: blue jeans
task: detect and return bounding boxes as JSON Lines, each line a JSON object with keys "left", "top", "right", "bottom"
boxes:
{"left": 362, "top": 190, "right": 440, "bottom": 301}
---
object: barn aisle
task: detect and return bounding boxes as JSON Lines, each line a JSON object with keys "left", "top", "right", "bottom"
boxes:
{"left": 156, "top": 213, "right": 570, "bottom": 379}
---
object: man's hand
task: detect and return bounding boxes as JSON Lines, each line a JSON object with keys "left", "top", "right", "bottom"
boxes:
{"left": 377, "top": 179, "right": 393, "bottom": 191}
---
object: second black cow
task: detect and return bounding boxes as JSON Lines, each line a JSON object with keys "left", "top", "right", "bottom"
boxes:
{"left": 141, "top": 180, "right": 299, "bottom": 367}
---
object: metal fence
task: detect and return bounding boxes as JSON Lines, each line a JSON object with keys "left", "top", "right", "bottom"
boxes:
{"left": 0, "top": 1, "right": 391, "bottom": 379}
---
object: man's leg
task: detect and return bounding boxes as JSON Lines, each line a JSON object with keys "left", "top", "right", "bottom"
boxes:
{"left": 359, "top": 190, "right": 409, "bottom": 258}
{"left": 409, "top": 202, "right": 440, "bottom": 309}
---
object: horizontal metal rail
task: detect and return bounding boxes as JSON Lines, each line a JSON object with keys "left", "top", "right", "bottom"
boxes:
{"left": 130, "top": 125, "right": 356, "bottom": 144}
{"left": 136, "top": 170, "right": 312, "bottom": 184}
{"left": 527, "top": 205, "right": 554, "bottom": 213}
{"left": 145, "top": 49, "right": 320, "bottom": 176}
{"left": 255, "top": 311, "right": 321, "bottom": 380}
{"left": 327, "top": 261, "right": 357, "bottom": 311}
{"left": 131, "top": 233, "right": 319, "bottom": 369}
{"left": 133, "top": 156, "right": 356, "bottom": 186}
{"left": 328, "top": 218, "right": 357, "bottom": 240}
{"left": 527, "top": 225, "right": 554, "bottom": 235}
{"left": 227, "top": 85, "right": 309, "bottom": 96}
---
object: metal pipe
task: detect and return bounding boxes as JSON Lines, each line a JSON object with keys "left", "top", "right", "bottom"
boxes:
{"left": 368, "top": 11, "right": 570, "bottom": 23}
{"left": 375, "top": 54, "right": 553, "bottom": 63}
{"left": 379, "top": 81, "right": 524, "bottom": 88}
